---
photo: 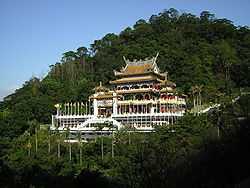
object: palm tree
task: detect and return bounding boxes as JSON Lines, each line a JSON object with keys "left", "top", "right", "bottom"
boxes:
{"left": 27, "top": 120, "right": 39, "bottom": 153}
{"left": 216, "top": 40, "right": 237, "bottom": 95}
{"left": 25, "top": 131, "right": 32, "bottom": 157}
{"left": 57, "top": 138, "right": 61, "bottom": 159}
{"left": 190, "top": 86, "right": 197, "bottom": 115}
{"left": 196, "top": 85, "right": 203, "bottom": 115}
{"left": 128, "top": 130, "right": 131, "bottom": 145}
{"left": 101, "top": 129, "right": 104, "bottom": 161}
{"left": 55, "top": 129, "right": 61, "bottom": 159}
{"left": 111, "top": 130, "right": 115, "bottom": 158}
{"left": 47, "top": 129, "right": 51, "bottom": 154}
{"left": 127, "top": 124, "right": 136, "bottom": 145}
{"left": 106, "top": 121, "right": 118, "bottom": 158}
{"left": 35, "top": 127, "right": 38, "bottom": 153}
{"left": 96, "top": 123, "right": 106, "bottom": 160}
{"left": 77, "top": 131, "right": 83, "bottom": 166}
{"left": 66, "top": 128, "right": 72, "bottom": 161}
{"left": 27, "top": 142, "right": 31, "bottom": 157}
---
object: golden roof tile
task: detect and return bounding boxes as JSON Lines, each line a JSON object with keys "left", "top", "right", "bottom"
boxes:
{"left": 114, "top": 53, "right": 162, "bottom": 76}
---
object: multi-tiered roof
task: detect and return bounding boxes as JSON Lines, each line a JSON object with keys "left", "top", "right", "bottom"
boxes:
{"left": 110, "top": 53, "right": 165, "bottom": 84}
{"left": 110, "top": 53, "right": 176, "bottom": 89}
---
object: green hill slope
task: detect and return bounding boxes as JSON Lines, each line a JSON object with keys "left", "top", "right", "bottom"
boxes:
{"left": 0, "top": 8, "right": 250, "bottom": 187}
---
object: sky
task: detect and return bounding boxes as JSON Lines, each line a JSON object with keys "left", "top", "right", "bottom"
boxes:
{"left": 0, "top": 0, "right": 249, "bottom": 101}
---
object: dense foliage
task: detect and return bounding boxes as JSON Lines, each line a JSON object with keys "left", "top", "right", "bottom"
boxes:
{"left": 0, "top": 9, "right": 250, "bottom": 187}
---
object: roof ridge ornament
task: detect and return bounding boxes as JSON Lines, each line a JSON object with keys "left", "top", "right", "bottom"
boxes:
{"left": 123, "top": 53, "right": 159, "bottom": 66}
{"left": 93, "top": 81, "right": 110, "bottom": 92}
{"left": 123, "top": 56, "right": 129, "bottom": 64}
{"left": 154, "top": 52, "right": 159, "bottom": 64}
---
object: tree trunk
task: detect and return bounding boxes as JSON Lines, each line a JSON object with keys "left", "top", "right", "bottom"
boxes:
{"left": 28, "top": 140, "right": 31, "bottom": 157}
{"left": 48, "top": 137, "right": 51, "bottom": 154}
{"left": 35, "top": 128, "right": 38, "bottom": 153}
{"left": 80, "top": 145, "right": 82, "bottom": 166}
{"left": 101, "top": 135, "right": 104, "bottom": 161}
{"left": 111, "top": 131, "right": 114, "bottom": 158}
{"left": 57, "top": 141, "right": 60, "bottom": 159}
{"left": 197, "top": 95, "right": 199, "bottom": 115}
{"left": 193, "top": 97, "right": 196, "bottom": 108}
{"left": 69, "top": 143, "right": 72, "bottom": 161}
{"left": 129, "top": 131, "right": 131, "bottom": 145}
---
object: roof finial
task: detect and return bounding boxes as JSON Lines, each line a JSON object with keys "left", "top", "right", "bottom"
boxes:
{"left": 99, "top": 81, "right": 102, "bottom": 87}
{"left": 155, "top": 52, "right": 159, "bottom": 59}
{"left": 154, "top": 52, "right": 159, "bottom": 63}
{"left": 123, "top": 56, "right": 128, "bottom": 64}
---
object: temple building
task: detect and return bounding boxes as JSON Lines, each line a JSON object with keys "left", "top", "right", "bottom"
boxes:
{"left": 51, "top": 54, "right": 186, "bottom": 137}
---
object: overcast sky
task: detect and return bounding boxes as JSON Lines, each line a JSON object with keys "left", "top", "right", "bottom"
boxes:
{"left": 0, "top": 0, "right": 249, "bottom": 101}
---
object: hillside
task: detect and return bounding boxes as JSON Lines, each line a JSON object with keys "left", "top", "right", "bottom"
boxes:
{"left": 0, "top": 8, "right": 250, "bottom": 187}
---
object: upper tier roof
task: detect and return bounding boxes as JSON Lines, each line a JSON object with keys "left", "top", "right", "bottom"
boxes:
{"left": 110, "top": 75, "right": 163, "bottom": 84}
{"left": 114, "top": 53, "right": 166, "bottom": 77}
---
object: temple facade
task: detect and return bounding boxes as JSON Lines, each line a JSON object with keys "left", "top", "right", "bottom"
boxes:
{"left": 51, "top": 54, "right": 186, "bottom": 137}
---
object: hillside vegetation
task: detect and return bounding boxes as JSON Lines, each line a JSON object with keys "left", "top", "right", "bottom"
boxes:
{"left": 0, "top": 9, "right": 250, "bottom": 187}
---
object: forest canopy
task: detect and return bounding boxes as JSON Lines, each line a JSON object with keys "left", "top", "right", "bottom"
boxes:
{"left": 0, "top": 8, "right": 250, "bottom": 188}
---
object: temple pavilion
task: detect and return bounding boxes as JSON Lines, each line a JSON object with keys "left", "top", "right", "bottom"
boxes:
{"left": 51, "top": 54, "right": 186, "bottom": 137}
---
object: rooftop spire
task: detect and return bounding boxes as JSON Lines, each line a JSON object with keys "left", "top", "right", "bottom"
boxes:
{"left": 154, "top": 52, "right": 159, "bottom": 64}
{"left": 123, "top": 56, "right": 128, "bottom": 64}
{"left": 93, "top": 81, "right": 109, "bottom": 92}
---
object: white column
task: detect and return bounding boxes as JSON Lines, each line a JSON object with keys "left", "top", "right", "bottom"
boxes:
{"left": 88, "top": 100, "right": 91, "bottom": 115}
{"left": 113, "top": 93, "right": 118, "bottom": 115}
{"left": 56, "top": 107, "right": 59, "bottom": 116}
{"left": 70, "top": 103, "right": 72, "bottom": 115}
{"left": 85, "top": 102, "right": 87, "bottom": 115}
{"left": 137, "top": 103, "right": 139, "bottom": 114}
{"left": 93, "top": 95, "right": 98, "bottom": 116}
{"left": 150, "top": 102, "right": 154, "bottom": 114}
{"left": 64, "top": 103, "right": 66, "bottom": 116}
{"left": 52, "top": 115, "right": 55, "bottom": 128}
{"left": 77, "top": 102, "right": 79, "bottom": 115}
{"left": 67, "top": 103, "right": 69, "bottom": 115}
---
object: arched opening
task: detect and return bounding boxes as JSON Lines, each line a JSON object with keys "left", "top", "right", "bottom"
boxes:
{"left": 131, "top": 85, "right": 139, "bottom": 89}
{"left": 121, "top": 86, "right": 129, "bottom": 90}
{"left": 135, "top": 94, "right": 143, "bottom": 100}
{"left": 124, "top": 94, "right": 133, "bottom": 100}
{"left": 141, "top": 84, "right": 148, "bottom": 89}
{"left": 144, "top": 94, "right": 151, "bottom": 100}
{"left": 161, "top": 94, "right": 167, "bottom": 99}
